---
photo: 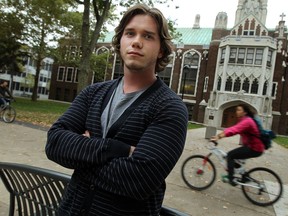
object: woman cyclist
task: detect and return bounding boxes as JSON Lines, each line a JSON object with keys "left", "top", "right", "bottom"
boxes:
{"left": 211, "top": 104, "right": 264, "bottom": 186}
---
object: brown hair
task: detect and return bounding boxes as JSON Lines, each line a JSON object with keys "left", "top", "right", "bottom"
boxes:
{"left": 112, "top": 4, "right": 173, "bottom": 72}
{"left": 237, "top": 104, "right": 255, "bottom": 118}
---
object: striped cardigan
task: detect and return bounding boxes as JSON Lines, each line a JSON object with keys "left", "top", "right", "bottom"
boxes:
{"left": 46, "top": 77, "right": 188, "bottom": 216}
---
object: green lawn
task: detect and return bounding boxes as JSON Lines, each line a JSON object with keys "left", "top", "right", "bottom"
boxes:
{"left": 274, "top": 136, "right": 288, "bottom": 149}
{"left": 12, "top": 97, "right": 70, "bottom": 127}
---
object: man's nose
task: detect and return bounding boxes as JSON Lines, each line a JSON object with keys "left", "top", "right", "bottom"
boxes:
{"left": 131, "top": 35, "right": 143, "bottom": 48}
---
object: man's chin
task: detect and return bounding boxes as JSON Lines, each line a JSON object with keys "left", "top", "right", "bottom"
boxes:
{"left": 125, "top": 64, "right": 144, "bottom": 73}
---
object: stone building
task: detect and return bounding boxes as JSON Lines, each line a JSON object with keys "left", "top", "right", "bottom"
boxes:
{"left": 49, "top": 0, "right": 288, "bottom": 135}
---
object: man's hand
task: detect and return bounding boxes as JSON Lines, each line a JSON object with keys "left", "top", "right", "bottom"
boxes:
{"left": 82, "top": 130, "right": 135, "bottom": 157}
{"left": 82, "top": 130, "right": 90, "bottom": 138}
{"left": 129, "top": 146, "right": 135, "bottom": 157}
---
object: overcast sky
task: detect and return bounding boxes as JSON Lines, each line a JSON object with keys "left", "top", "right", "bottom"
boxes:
{"left": 153, "top": 0, "right": 288, "bottom": 28}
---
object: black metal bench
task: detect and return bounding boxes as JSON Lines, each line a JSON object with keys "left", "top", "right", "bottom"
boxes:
{"left": 0, "top": 162, "right": 188, "bottom": 216}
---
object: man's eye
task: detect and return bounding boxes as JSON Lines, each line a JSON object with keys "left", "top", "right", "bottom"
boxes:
{"left": 125, "top": 32, "right": 134, "bottom": 36}
{"left": 144, "top": 34, "right": 152, "bottom": 39}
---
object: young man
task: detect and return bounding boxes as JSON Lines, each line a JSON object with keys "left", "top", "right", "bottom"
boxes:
{"left": 0, "top": 80, "right": 13, "bottom": 107}
{"left": 46, "top": 4, "right": 188, "bottom": 216}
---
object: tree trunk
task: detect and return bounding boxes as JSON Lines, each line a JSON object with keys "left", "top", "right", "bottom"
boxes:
{"left": 31, "top": 56, "right": 41, "bottom": 101}
{"left": 31, "top": 23, "right": 45, "bottom": 101}
{"left": 77, "top": 0, "right": 111, "bottom": 94}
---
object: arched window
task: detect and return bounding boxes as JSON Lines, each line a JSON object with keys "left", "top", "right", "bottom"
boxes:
{"left": 242, "top": 78, "right": 250, "bottom": 93}
{"left": 233, "top": 77, "right": 241, "bottom": 92}
{"left": 225, "top": 76, "right": 232, "bottom": 91}
{"left": 180, "top": 51, "right": 200, "bottom": 96}
{"left": 262, "top": 81, "right": 268, "bottom": 95}
{"left": 217, "top": 77, "right": 221, "bottom": 90}
{"left": 251, "top": 78, "right": 259, "bottom": 94}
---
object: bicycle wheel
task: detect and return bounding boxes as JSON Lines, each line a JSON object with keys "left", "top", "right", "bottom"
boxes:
{"left": 181, "top": 155, "right": 216, "bottom": 191}
{"left": 2, "top": 106, "right": 16, "bottom": 123}
{"left": 241, "top": 167, "right": 283, "bottom": 206}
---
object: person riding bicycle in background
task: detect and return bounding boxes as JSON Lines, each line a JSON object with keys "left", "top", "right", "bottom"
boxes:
{"left": 211, "top": 104, "right": 264, "bottom": 186}
{"left": 0, "top": 80, "right": 13, "bottom": 108}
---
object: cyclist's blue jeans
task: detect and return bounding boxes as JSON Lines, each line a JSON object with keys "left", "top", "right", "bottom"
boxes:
{"left": 227, "top": 146, "right": 262, "bottom": 180}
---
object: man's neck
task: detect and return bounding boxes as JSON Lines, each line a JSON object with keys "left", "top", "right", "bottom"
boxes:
{"left": 123, "top": 72, "right": 156, "bottom": 94}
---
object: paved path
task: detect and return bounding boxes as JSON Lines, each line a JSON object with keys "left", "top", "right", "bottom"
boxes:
{"left": 0, "top": 121, "right": 287, "bottom": 216}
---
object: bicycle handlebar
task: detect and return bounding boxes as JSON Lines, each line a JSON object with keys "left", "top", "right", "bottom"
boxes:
{"left": 211, "top": 140, "right": 218, "bottom": 146}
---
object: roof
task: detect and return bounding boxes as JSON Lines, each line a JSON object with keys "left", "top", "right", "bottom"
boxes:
{"left": 99, "top": 28, "right": 213, "bottom": 46}
{"left": 175, "top": 28, "right": 213, "bottom": 45}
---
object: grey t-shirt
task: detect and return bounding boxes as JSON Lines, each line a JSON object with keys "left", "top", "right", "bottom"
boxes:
{"left": 101, "top": 78, "right": 146, "bottom": 137}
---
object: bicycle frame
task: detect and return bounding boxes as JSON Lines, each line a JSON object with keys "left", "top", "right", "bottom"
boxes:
{"left": 205, "top": 141, "right": 246, "bottom": 175}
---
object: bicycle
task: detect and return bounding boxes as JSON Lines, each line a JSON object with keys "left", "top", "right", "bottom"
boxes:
{"left": 0, "top": 98, "right": 16, "bottom": 123}
{"left": 181, "top": 141, "right": 283, "bottom": 206}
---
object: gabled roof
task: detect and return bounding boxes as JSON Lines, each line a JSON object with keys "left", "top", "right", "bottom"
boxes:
{"left": 99, "top": 28, "right": 214, "bottom": 46}
{"left": 230, "top": 14, "right": 269, "bottom": 36}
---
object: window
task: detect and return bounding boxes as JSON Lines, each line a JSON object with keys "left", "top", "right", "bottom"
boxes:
{"left": 267, "top": 50, "right": 272, "bottom": 67}
{"left": 242, "top": 78, "right": 250, "bottom": 93}
{"left": 233, "top": 77, "right": 241, "bottom": 92}
{"left": 57, "top": 67, "right": 65, "bottom": 81}
{"left": 246, "top": 48, "right": 254, "bottom": 64}
{"left": 243, "top": 30, "right": 254, "bottom": 36}
{"left": 217, "top": 77, "right": 221, "bottom": 91}
{"left": 225, "top": 76, "right": 232, "bottom": 91}
{"left": 229, "top": 48, "right": 237, "bottom": 63}
{"left": 220, "top": 48, "right": 225, "bottom": 63}
{"left": 180, "top": 51, "right": 200, "bottom": 96}
{"left": 203, "top": 76, "right": 209, "bottom": 92}
{"left": 237, "top": 48, "right": 245, "bottom": 64}
{"left": 181, "top": 66, "right": 198, "bottom": 95}
{"left": 271, "top": 82, "right": 277, "bottom": 97}
{"left": 66, "top": 67, "right": 74, "bottom": 82}
{"left": 74, "top": 69, "right": 79, "bottom": 83}
{"left": 158, "top": 65, "right": 172, "bottom": 86}
{"left": 262, "top": 81, "right": 268, "bottom": 95}
{"left": 251, "top": 79, "right": 259, "bottom": 94}
{"left": 255, "top": 49, "right": 263, "bottom": 65}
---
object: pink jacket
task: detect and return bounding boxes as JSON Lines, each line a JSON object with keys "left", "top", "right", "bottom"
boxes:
{"left": 224, "top": 116, "right": 264, "bottom": 152}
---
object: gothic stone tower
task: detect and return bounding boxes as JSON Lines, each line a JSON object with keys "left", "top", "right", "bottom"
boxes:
{"left": 204, "top": 0, "right": 286, "bottom": 133}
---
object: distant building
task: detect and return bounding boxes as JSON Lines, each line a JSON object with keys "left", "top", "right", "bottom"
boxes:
{"left": 0, "top": 57, "right": 53, "bottom": 99}
{"left": 49, "top": 0, "right": 288, "bottom": 135}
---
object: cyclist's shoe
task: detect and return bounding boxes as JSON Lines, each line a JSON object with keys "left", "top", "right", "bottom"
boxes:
{"left": 221, "top": 174, "right": 229, "bottom": 183}
{"left": 221, "top": 174, "right": 237, "bottom": 186}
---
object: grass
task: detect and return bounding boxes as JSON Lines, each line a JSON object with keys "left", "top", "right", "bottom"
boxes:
{"left": 12, "top": 97, "right": 70, "bottom": 128}
{"left": 274, "top": 136, "right": 288, "bottom": 149}
{"left": 8, "top": 97, "right": 288, "bottom": 149}
{"left": 187, "top": 122, "right": 205, "bottom": 130}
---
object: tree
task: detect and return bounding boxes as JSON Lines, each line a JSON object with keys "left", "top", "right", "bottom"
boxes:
{"left": 75, "top": 0, "right": 176, "bottom": 93}
{"left": 1, "top": 0, "right": 77, "bottom": 101}
{"left": 0, "top": 12, "right": 29, "bottom": 93}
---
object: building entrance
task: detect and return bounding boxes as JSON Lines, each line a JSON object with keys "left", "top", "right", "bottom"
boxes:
{"left": 221, "top": 106, "right": 238, "bottom": 128}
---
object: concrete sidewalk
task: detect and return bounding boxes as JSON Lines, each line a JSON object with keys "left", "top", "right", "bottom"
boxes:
{"left": 0, "top": 121, "right": 287, "bottom": 216}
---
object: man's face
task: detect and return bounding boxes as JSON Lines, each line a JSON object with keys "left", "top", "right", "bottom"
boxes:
{"left": 120, "top": 14, "right": 162, "bottom": 73}
{"left": 1, "top": 81, "right": 8, "bottom": 88}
